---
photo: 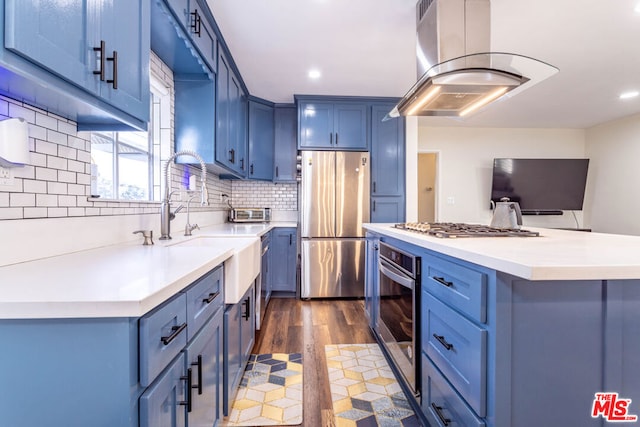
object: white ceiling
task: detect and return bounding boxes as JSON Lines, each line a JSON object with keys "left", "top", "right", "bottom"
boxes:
{"left": 207, "top": 0, "right": 640, "bottom": 129}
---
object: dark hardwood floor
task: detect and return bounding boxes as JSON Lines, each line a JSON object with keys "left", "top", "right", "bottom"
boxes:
{"left": 253, "top": 297, "right": 377, "bottom": 427}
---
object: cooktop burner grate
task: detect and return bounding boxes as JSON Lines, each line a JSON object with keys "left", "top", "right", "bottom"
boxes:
{"left": 394, "top": 222, "right": 540, "bottom": 238}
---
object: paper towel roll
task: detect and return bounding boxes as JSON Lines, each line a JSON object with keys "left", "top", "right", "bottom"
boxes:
{"left": 0, "top": 117, "right": 30, "bottom": 167}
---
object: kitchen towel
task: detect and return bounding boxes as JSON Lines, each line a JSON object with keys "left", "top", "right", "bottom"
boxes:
{"left": 223, "top": 353, "right": 303, "bottom": 426}
{"left": 325, "top": 343, "right": 420, "bottom": 426}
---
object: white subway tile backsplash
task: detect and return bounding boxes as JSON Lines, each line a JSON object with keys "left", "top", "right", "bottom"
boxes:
{"left": 36, "top": 194, "right": 58, "bottom": 206}
{"left": 10, "top": 193, "right": 35, "bottom": 207}
{"left": 58, "top": 195, "right": 77, "bottom": 207}
{"left": 24, "top": 207, "right": 48, "bottom": 218}
{"left": 58, "top": 145, "right": 77, "bottom": 160}
{"left": 57, "top": 171, "right": 76, "bottom": 184}
{"left": 46, "top": 129, "right": 67, "bottom": 146}
{"left": 23, "top": 180, "right": 47, "bottom": 194}
{"left": 67, "top": 160, "right": 84, "bottom": 173}
{"left": 0, "top": 193, "right": 8, "bottom": 207}
{"left": 57, "top": 120, "right": 77, "bottom": 136}
{"left": 8, "top": 103, "right": 35, "bottom": 122}
{"left": 47, "top": 155, "right": 68, "bottom": 170}
{"left": 0, "top": 207, "right": 23, "bottom": 220}
{"left": 47, "top": 207, "right": 67, "bottom": 217}
{"left": 47, "top": 181, "right": 68, "bottom": 194}
{"left": 35, "top": 112, "right": 58, "bottom": 130}
{"left": 35, "top": 140, "right": 58, "bottom": 156}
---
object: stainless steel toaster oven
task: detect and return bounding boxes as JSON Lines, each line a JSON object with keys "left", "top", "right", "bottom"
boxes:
{"left": 228, "top": 207, "right": 271, "bottom": 223}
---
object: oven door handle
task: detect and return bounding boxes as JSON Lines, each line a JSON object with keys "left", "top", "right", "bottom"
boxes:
{"left": 379, "top": 259, "right": 414, "bottom": 289}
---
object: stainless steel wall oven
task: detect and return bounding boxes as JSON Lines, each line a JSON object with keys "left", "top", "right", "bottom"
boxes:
{"left": 376, "top": 242, "right": 421, "bottom": 397}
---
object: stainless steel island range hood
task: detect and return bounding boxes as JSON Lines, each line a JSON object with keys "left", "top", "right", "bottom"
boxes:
{"left": 387, "top": 0, "right": 558, "bottom": 119}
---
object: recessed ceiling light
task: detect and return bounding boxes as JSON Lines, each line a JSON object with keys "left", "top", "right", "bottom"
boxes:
{"left": 308, "top": 69, "right": 321, "bottom": 80}
{"left": 635, "top": 2, "right": 640, "bottom": 13}
{"left": 619, "top": 91, "right": 639, "bottom": 100}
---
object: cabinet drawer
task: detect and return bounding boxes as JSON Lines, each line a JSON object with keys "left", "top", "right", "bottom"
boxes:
{"left": 423, "top": 292, "right": 487, "bottom": 416}
{"left": 140, "top": 293, "right": 188, "bottom": 387}
{"left": 185, "top": 265, "right": 223, "bottom": 341}
{"left": 423, "top": 254, "right": 487, "bottom": 323}
{"left": 421, "top": 354, "right": 485, "bottom": 427}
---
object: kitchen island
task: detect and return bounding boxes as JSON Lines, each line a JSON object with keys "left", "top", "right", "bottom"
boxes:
{"left": 364, "top": 223, "right": 640, "bottom": 427}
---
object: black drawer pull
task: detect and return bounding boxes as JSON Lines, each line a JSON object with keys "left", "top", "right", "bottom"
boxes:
{"left": 433, "top": 333, "right": 454, "bottom": 351}
{"left": 93, "top": 40, "right": 105, "bottom": 81}
{"left": 190, "top": 9, "right": 201, "bottom": 37}
{"left": 433, "top": 276, "right": 453, "bottom": 287}
{"left": 202, "top": 291, "right": 219, "bottom": 304}
{"left": 161, "top": 323, "right": 187, "bottom": 345}
{"left": 106, "top": 50, "right": 118, "bottom": 89}
{"left": 191, "top": 355, "right": 203, "bottom": 395}
{"left": 242, "top": 297, "right": 251, "bottom": 320}
{"left": 431, "top": 403, "right": 451, "bottom": 426}
{"left": 179, "top": 368, "right": 193, "bottom": 412}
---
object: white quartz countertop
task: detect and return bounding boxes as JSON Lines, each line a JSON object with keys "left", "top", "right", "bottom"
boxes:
{"left": 0, "top": 222, "right": 297, "bottom": 319}
{"left": 364, "top": 223, "right": 640, "bottom": 281}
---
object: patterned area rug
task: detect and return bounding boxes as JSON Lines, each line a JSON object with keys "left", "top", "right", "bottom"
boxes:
{"left": 325, "top": 344, "right": 421, "bottom": 427}
{"left": 223, "top": 353, "right": 303, "bottom": 426}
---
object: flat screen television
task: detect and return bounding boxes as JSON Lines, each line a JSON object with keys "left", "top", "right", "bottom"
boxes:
{"left": 490, "top": 158, "right": 590, "bottom": 214}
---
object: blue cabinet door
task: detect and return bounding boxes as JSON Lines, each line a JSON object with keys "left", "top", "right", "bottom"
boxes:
{"left": 140, "top": 353, "right": 188, "bottom": 427}
{"left": 371, "top": 103, "right": 405, "bottom": 197}
{"left": 4, "top": 0, "right": 95, "bottom": 93}
{"left": 298, "top": 100, "right": 333, "bottom": 148}
{"left": 223, "top": 300, "right": 242, "bottom": 416}
{"left": 274, "top": 105, "right": 298, "bottom": 182}
{"left": 248, "top": 100, "right": 275, "bottom": 180}
{"left": 100, "top": 0, "right": 150, "bottom": 122}
{"left": 371, "top": 196, "right": 405, "bottom": 223}
{"left": 334, "top": 103, "right": 368, "bottom": 149}
{"left": 190, "top": 2, "right": 217, "bottom": 73}
{"left": 216, "top": 47, "right": 247, "bottom": 177}
{"left": 240, "top": 284, "right": 256, "bottom": 365}
{"left": 184, "top": 308, "right": 223, "bottom": 427}
{"left": 271, "top": 228, "right": 297, "bottom": 293}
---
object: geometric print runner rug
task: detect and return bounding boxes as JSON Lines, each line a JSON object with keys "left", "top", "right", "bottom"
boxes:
{"left": 222, "top": 353, "right": 303, "bottom": 426}
{"left": 325, "top": 344, "right": 421, "bottom": 427}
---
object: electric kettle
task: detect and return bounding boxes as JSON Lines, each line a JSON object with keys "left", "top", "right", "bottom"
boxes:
{"left": 490, "top": 197, "right": 523, "bottom": 229}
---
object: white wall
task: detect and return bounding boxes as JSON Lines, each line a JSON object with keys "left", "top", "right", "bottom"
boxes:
{"left": 584, "top": 113, "right": 640, "bottom": 235}
{"left": 414, "top": 125, "right": 587, "bottom": 228}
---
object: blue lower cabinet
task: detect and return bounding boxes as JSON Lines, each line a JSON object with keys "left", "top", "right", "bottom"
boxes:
{"left": 224, "top": 283, "right": 256, "bottom": 415}
{"left": 184, "top": 307, "right": 224, "bottom": 427}
{"left": 140, "top": 353, "right": 188, "bottom": 427}
{"left": 364, "top": 236, "right": 379, "bottom": 326}
{"left": 271, "top": 228, "right": 297, "bottom": 293}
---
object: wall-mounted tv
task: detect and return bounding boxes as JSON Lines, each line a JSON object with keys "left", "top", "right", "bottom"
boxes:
{"left": 490, "top": 158, "right": 590, "bottom": 214}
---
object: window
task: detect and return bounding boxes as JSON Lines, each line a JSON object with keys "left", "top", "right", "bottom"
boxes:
{"left": 90, "top": 75, "right": 169, "bottom": 201}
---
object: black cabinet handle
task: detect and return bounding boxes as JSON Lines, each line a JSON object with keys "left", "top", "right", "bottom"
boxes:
{"left": 93, "top": 40, "right": 105, "bottom": 81}
{"left": 242, "top": 297, "right": 251, "bottom": 320}
{"left": 106, "top": 50, "right": 118, "bottom": 89}
{"left": 433, "top": 333, "right": 454, "bottom": 351}
{"left": 202, "top": 291, "right": 219, "bottom": 304}
{"left": 335, "top": 133, "right": 339, "bottom": 145}
{"left": 229, "top": 149, "right": 235, "bottom": 164}
{"left": 250, "top": 163, "right": 254, "bottom": 175}
{"left": 329, "top": 132, "right": 333, "bottom": 145}
{"left": 190, "top": 9, "right": 201, "bottom": 37}
{"left": 431, "top": 403, "right": 451, "bottom": 426}
{"left": 373, "top": 181, "right": 376, "bottom": 193}
{"left": 191, "top": 355, "right": 203, "bottom": 395}
{"left": 373, "top": 200, "right": 376, "bottom": 212}
{"left": 161, "top": 323, "right": 187, "bottom": 345}
{"left": 289, "top": 234, "right": 292, "bottom": 245}
{"left": 240, "top": 158, "right": 245, "bottom": 170}
{"left": 433, "top": 276, "right": 453, "bottom": 287}
{"left": 179, "top": 368, "right": 193, "bottom": 412}
{"left": 275, "top": 166, "right": 279, "bottom": 178}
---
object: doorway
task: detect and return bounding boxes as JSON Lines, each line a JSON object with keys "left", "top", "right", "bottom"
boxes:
{"left": 417, "top": 153, "right": 437, "bottom": 222}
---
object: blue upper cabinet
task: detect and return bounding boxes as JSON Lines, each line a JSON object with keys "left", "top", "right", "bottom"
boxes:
{"left": 297, "top": 97, "right": 368, "bottom": 150}
{"left": 273, "top": 105, "right": 298, "bottom": 182}
{"left": 3, "top": 0, "right": 150, "bottom": 130}
{"left": 370, "top": 103, "right": 405, "bottom": 222}
{"left": 163, "top": 0, "right": 217, "bottom": 74}
{"left": 216, "top": 46, "right": 247, "bottom": 177}
{"left": 248, "top": 99, "right": 275, "bottom": 181}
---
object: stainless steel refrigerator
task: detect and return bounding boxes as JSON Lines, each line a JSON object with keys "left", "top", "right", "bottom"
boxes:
{"left": 300, "top": 151, "right": 370, "bottom": 298}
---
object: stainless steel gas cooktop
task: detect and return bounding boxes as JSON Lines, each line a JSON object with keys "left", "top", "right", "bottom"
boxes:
{"left": 394, "top": 222, "right": 540, "bottom": 238}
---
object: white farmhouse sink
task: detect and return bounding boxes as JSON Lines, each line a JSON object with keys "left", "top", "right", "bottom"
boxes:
{"left": 169, "top": 236, "right": 260, "bottom": 304}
